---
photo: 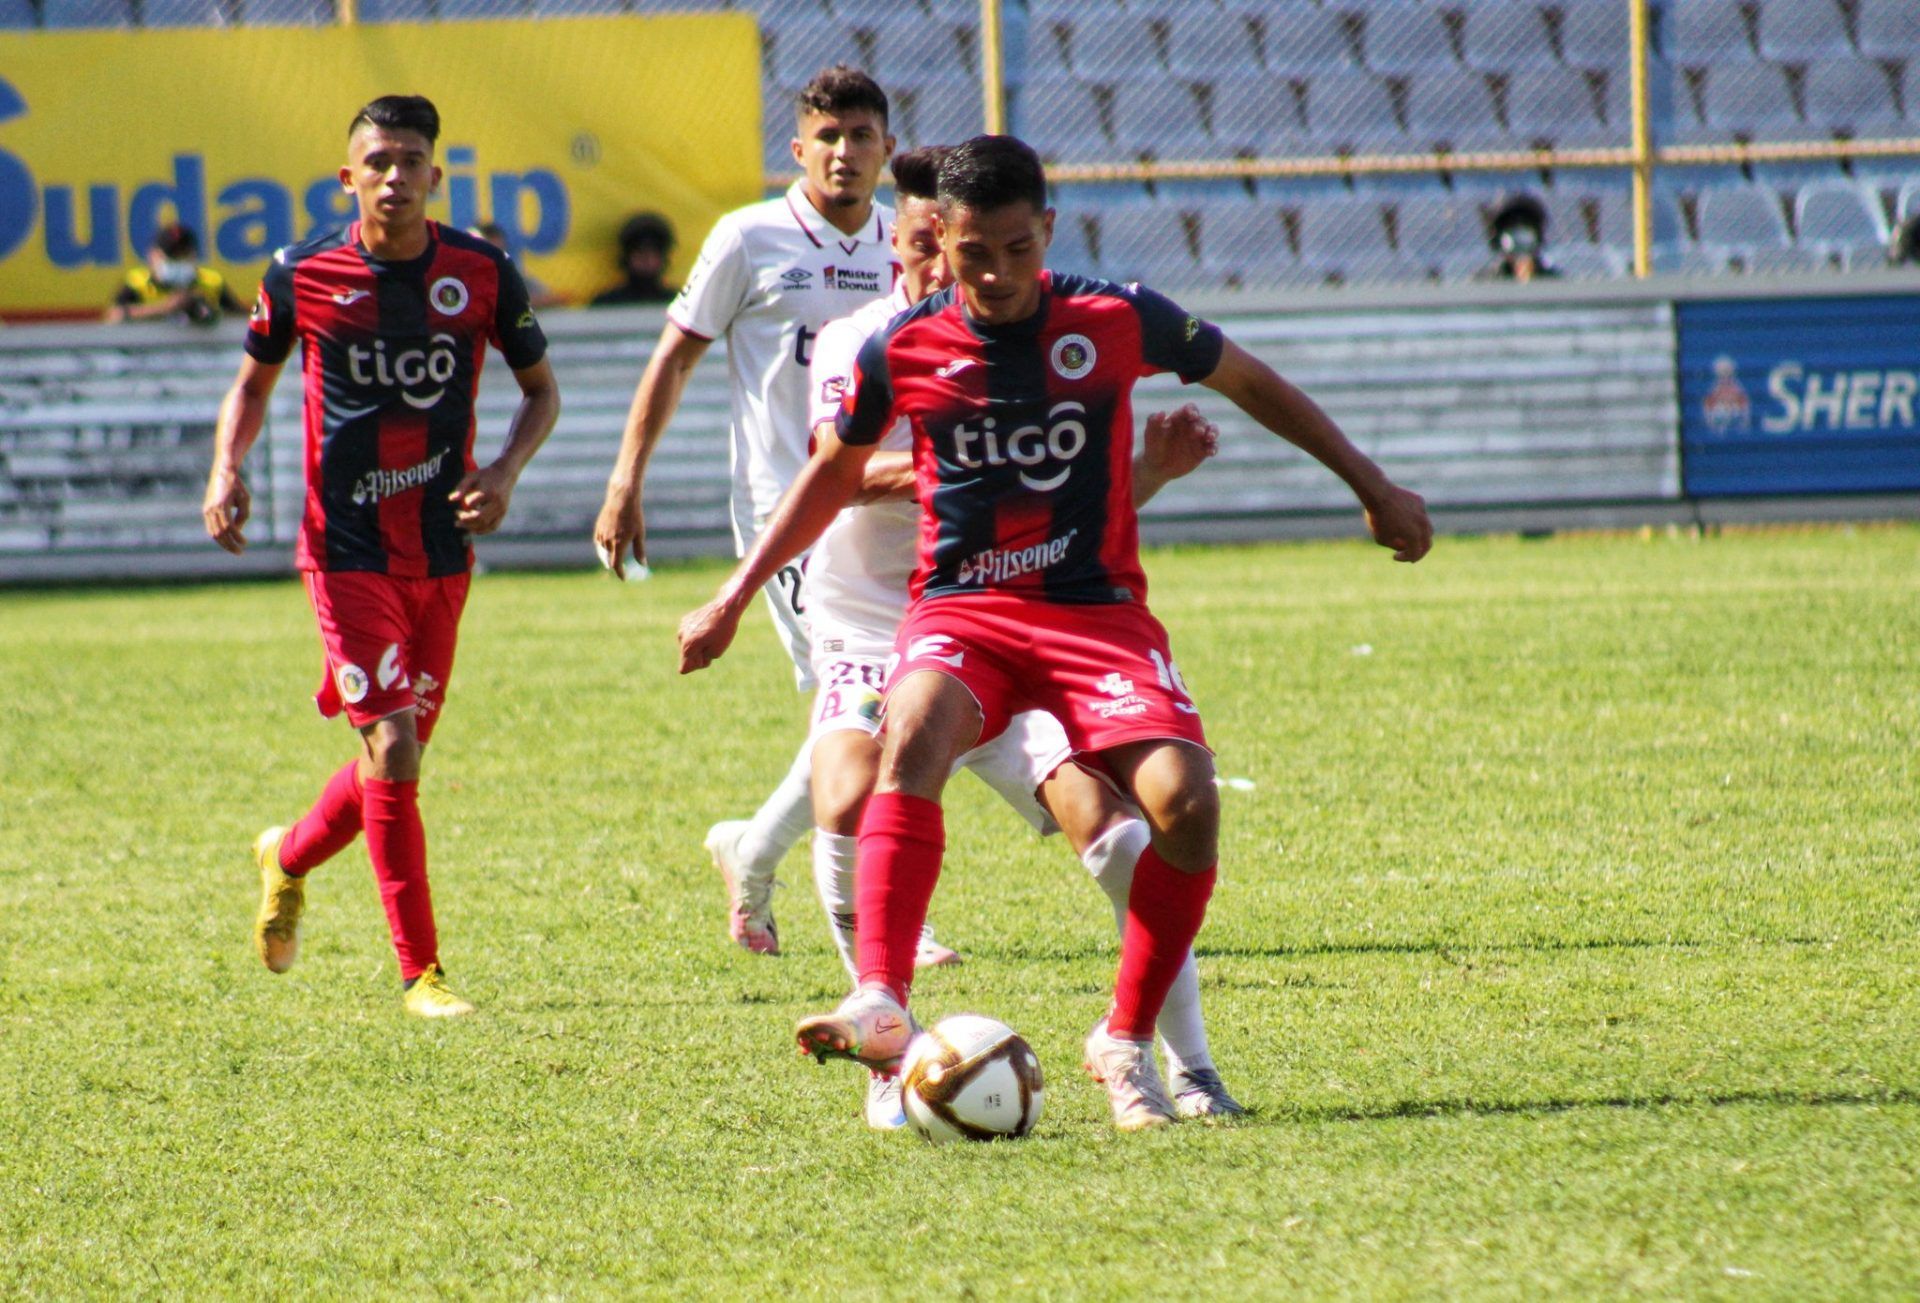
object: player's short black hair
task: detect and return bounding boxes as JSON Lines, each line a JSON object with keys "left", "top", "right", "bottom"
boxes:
{"left": 891, "top": 147, "right": 950, "bottom": 203}
{"left": 150, "top": 221, "right": 199, "bottom": 259}
{"left": 936, "top": 135, "right": 1049, "bottom": 216}
{"left": 348, "top": 94, "right": 441, "bottom": 145}
{"left": 796, "top": 65, "right": 889, "bottom": 127}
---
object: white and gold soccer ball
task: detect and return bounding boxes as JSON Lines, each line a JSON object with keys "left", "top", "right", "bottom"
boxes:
{"left": 899, "top": 1014, "right": 1044, "bottom": 1143}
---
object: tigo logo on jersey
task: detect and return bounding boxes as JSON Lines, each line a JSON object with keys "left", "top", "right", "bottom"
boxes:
{"left": 346, "top": 334, "right": 461, "bottom": 409}
{"left": 430, "top": 277, "right": 470, "bottom": 315}
{"left": 950, "top": 400, "right": 1090, "bottom": 492}
{"left": 1050, "top": 333, "right": 1097, "bottom": 380}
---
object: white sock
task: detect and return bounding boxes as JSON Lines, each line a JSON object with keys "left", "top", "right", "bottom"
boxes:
{"left": 1080, "top": 818, "right": 1215, "bottom": 1075}
{"left": 811, "top": 829, "right": 860, "bottom": 979}
{"left": 736, "top": 740, "right": 813, "bottom": 875}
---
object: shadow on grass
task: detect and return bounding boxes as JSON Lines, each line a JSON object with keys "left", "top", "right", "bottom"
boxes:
{"left": 989, "top": 933, "right": 1834, "bottom": 965}
{"left": 1295, "top": 1085, "right": 1920, "bottom": 1127}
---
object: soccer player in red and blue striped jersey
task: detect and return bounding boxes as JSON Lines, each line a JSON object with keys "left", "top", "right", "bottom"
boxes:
{"left": 680, "top": 135, "right": 1431, "bottom": 1128}
{"left": 202, "top": 95, "right": 560, "bottom": 1017}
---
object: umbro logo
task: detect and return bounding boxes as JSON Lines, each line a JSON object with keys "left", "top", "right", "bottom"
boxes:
{"left": 332, "top": 289, "right": 371, "bottom": 305}
{"left": 936, "top": 358, "right": 977, "bottom": 379}
{"left": 781, "top": 268, "right": 814, "bottom": 289}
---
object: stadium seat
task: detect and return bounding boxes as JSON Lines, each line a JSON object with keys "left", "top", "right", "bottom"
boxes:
{"left": 1355, "top": 3, "right": 1457, "bottom": 77}
{"left": 1459, "top": 1, "right": 1558, "bottom": 73}
{"left": 531, "top": 0, "right": 628, "bottom": 14}
{"left": 1164, "top": 9, "right": 1263, "bottom": 80}
{"left": 40, "top": 0, "right": 133, "bottom": 27}
{"left": 831, "top": 0, "right": 905, "bottom": 26}
{"left": 1854, "top": 0, "right": 1920, "bottom": 63}
{"left": 1191, "top": 198, "right": 1288, "bottom": 273}
{"left": 1023, "top": 18, "right": 1076, "bottom": 81}
{"left": 1737, "top": 246, "right": 1831, "bottom": 274}
{"left": 1695, "top": 185, "right": 1792, "bottom": 250}
{"left": 769, "top": 21, "right": 864, "bottom": 86}
{"left": 1047, "top": 211, "right": 1096, "bottom": 276}
{"left": 1594, "top": 188, "right": 1689, "bottom": 251}
{"left": 1402, "top": 68, "right": 1505, "bottom": 150}
{"left": 1392, "top": 193, "right": 1487, "bottom": 265}
{"left": 898, "top": 84, "right": 984, "bottom": 149}
{"left": 1799, "top": 58, "right": 1903, "bottom": 140}
{"left": 1260, "top": 7, "right": 1358, "bottom": 77}
{"left": 1753, "top": 0, "right": 1852, "bottom": 62}
{"left": 139, "top": 0, "right": 224, "bottom": 25}
{"left": 1089, "top": 205, "right": 1196, "bottom": 283}
{"left": 1301, "top": 70, "right": 1403, "bottom": 151}
{"left": 870, "top": 19, "right": 974, "bottom": 87}
{"left": 1692, "top": 62, "right": 1812, "bottom": 142}
{"left": 436, "top": 0, "right": 527, "bottom": 20}
{"left": 1210, "top": 76, "right": 1314, "bottom": 157}
{"left": 356, "top": 0, "right": 433, "bottom": 19}
{"left": 0, "top": 0, "right": 30, "bottom": 25}
{"left": 1110, "top": 78, "right": 1211, "bottom": 159}
{"left": 1016, "top": 79, "right": 1109, "bottom": 163}
{"left": 1503, "top": 67, "right": 1609, "bottom": 146}
{"left": 1660, "top": 0, "right": 1752, "bottom": 63}
{"left": 1794, "top": 182, "right": 1888, "bottom": 260}
{"left": 1550, "top": 244, "right": 1628, "bottom": 278}
{"left": 1900, "top": 179, "right": 1920, "bottom": 223}
{"left": 1065, "top": 14, "right": 1162, "bottom": 81}
{"left": 762, "top": 83, "right": 802, "bottom": 174}
{"left": 240, "top": 0, "right": 331, "bottom": 23}
{"left": 1558, "top": 0, "right": 1630, "bottom": 73}
{"left": 1293, "top": 193, "right": 1393, "bottom": 275}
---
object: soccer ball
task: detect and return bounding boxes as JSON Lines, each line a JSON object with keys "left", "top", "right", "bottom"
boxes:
{"left": 899, "top": 1014, "right": 1044, "bottom": 1143}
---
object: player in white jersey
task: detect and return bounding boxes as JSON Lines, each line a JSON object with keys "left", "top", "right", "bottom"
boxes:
{"left": 594, "top": 67, "right": 918, "bottom": 958}
{"left": 803, "top": 148, "right": 1245, "bottom": 1127}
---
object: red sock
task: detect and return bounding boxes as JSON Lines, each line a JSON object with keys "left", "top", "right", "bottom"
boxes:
{"left": 854, "top": 793, "right": 945, "bottom": 1005}
{"left": 278, "top": 760, "right": 364, "bottom": 876}
{"left": 1109, "top": 846, "right": 1216, "bottom": 1040}
{"left": 362, "top": 777, "right": 436, "bottom": 982}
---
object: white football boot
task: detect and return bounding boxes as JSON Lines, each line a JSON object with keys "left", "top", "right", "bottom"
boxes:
{"left": 1083, "top": 1018, "right": 1177, "bottom": 1132}
{"left": 1169, "top": 1064, "right": 1248, "bottom": 1120}
{"left": 795, "top": 984, "right": 915, "bottom": 1070}
{"left": 913, "top": 923, "right": 962, "bottom": 968}
{"left": 865, "top": 1070, "right": 908, "bottom": 1130}
{"left": 705, "top": 820, "right": 779, "bottom": 955}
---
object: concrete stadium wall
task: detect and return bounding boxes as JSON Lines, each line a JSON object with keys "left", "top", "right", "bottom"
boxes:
{"left": 3, "top": 272, "right": 1916, "bottom": 584}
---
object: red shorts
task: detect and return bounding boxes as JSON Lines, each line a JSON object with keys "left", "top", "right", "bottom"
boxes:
{"left": 886, "top": 592, "right": 1208, "bottom": 758}
{"left": 303, "top": 570, "right": 470, "bottom": 743}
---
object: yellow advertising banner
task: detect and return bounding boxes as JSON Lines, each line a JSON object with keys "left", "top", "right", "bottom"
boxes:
{"left": 0, "top": 14, "right": 760, "bottom": 312}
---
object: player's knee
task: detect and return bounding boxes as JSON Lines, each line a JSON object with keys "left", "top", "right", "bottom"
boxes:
{"left": 361, "top": 713, "right": 421, "bottom": 781}
{"left": 1148, "top": 780, "right": 1219, "bottom": 870}
{"left": 812, "top": 767, "right": 869, "bottom": 836}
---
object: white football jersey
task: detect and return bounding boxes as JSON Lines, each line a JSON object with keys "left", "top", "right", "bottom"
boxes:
{"left": 668, "top": 181, "right": 899, "bottom": 551}
{"left": 805, "top": 284, "right": 920, "bottom": 647}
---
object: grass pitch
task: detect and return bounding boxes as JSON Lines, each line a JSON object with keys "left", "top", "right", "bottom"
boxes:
{"left": 2, "top": 525, "right": 1917, "bottom": 1298}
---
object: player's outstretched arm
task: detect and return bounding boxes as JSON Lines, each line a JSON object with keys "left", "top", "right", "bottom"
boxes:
{"left": 1134, "top": 402, "right": 1219, "bottom": 506}
{"left": 203, "top": 356, "right": 283, "bottom": 555}
{"left": 595, "top": 322, "right": 711, "bottom": 575}
{"left": 451, "top": 356, "right": 561, "bottom": 536}
{"left": 1203, "top": 338, "right": 1432, "bottom": 562}
{"left": 678, "top": 433, "right": 874, "bottom": 673}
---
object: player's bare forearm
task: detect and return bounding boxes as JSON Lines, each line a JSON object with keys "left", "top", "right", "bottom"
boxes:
{"left": 597, "top": 324, "right": 708, "bottom": 570}
{"left": 1203, "top": 339, "right": 1432, "bottom": 561}
{"left": 679, "top": 439, "right": 870, "bottom": 673}
{"left": 854, "top": 449, "right": 916, "bottom": 503}
{"left": 203, "top": 357, "right": 281, "bottom": 554}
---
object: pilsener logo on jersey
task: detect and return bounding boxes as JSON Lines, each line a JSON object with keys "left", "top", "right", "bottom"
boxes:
{"left": 955, "top": 529, "right": 1079, "bottom": 586}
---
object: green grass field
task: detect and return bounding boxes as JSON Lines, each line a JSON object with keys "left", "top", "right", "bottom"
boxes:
{"left": 3, "top": 525, "right": 1918, "bottom": 1298}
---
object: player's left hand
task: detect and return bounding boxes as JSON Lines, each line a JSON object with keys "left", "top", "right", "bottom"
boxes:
{"left": 1143, "top": 403, "right": 1219, "bottom": 481}
{"left": 677, "top": 596, "right": 746, "bottom": 674}
{"left": 1364, "top": 483, "right": 1434, "bottom": 563}
{"left": 451, "top": 464, "right": 516, "bottom": 535}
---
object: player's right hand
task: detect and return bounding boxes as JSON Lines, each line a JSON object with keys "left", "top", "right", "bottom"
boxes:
{"left": 677, "top": 595, "right": 745, "bottom": 674}
{"left": 593, "top": 490, "right": 646, "bottom": 579}
{"left": 203, "top": 468, "right": 251, "bottom": 555}
{"left": 1364, "top": 483, "right": 1433, "bottom": 563}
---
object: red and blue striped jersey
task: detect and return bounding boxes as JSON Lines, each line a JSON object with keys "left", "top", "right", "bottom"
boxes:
{"left": 244, "top": 221, "right": 548, "bottom": 577}
{"left": 834, "top": 271, "right": 1223, "bottom": 605}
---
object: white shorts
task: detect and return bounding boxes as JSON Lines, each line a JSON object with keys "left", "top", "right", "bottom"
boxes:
{"left": 807, "top": 651, "right": 1069, "bottom": 838}
{"left": 761, "top": 563, "right": 814, "bottom": 691}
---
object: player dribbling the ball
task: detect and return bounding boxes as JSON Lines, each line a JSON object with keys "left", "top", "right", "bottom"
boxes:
{"left": 680, "top": 135, "right": 1431, "bottom": 1129}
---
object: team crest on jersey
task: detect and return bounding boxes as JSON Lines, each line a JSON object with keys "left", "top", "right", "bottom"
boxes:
{"left": 429, "top": 276, "right": 470, "bottom": 316}
{"left": 336, "top": 662, "right": 370, "bottom": 705}
{"left": 820, "top": 375, "right": 848, "bottom": 405}
{"left": 1051, "top": 334, "right": 1097, "bottom": 380}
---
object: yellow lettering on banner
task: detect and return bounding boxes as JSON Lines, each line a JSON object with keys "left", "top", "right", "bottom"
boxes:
{"left": 0, "top": 16, "right": 759, "bottom": 311}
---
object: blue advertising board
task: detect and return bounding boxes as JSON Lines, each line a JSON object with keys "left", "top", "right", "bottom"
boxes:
{"left": 1677, "top": 295, "right": 1920, "bottom": 496}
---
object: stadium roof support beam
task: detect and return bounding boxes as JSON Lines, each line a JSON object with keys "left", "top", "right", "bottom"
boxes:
{"left": 1630, "top": 0, "right": 1653, "bottom": 278}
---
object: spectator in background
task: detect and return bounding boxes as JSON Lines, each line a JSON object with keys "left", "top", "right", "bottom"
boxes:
{"left": 1479, "top": 193, "right": 1561, "bottom": 283}
{"left": 106, "top": 222, "right": 246, "bottom": 325}
{"left": 1890, "top": 215, "right": 1920, "bottom": 267}
{"left": 469, "top": 222, "right": 569, "bottom": 309}
{"left": 590, "top": 211, "right": 677, "bottom": 306}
